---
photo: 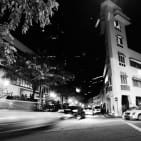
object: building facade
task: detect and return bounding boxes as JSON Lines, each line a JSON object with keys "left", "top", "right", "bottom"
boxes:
{"left": 99, "top": 0, "right": 141, "bottom": 116}
{"left": 0, "top": 32, "right": 36, "bottom": 99}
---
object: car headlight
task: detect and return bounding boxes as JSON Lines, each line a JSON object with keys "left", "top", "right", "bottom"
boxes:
{"left": 73, "top": 109, "right": 78, "bottom": 112}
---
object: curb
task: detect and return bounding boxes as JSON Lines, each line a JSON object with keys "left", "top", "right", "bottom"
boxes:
{"left": 103, "top": 114, "right": 122, "bottom": 118}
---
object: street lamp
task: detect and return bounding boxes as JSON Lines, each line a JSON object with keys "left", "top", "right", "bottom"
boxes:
{"left": 3, "top": 79, "right": 10, "bottom": 87}
{"left": 49, "top": 91, "right": 57, "bottom": 98}
{"left": 68, "top": 98, "right": 73, "bottom": 104}
{"left": 76, "top": 87, "right": 81, "bottom": 93}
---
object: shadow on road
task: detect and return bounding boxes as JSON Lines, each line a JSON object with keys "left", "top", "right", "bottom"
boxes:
{"left": 0, "top": 123, "right": 57, "bottom": 141}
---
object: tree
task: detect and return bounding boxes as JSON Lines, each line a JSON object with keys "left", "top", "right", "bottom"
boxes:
{"left": 5, "top": 52, "right": 74, "bottom": 109}
{"left": 0, "top": 0, "right": 59, "bottom": 64}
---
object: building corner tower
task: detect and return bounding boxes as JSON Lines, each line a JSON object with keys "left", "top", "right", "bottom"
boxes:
{"left": 100, "top": 0, "right": 131, "bottom": 116}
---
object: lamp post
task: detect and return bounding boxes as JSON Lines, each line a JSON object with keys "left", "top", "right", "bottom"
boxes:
{"left": 76, "top": 87, "right": 81, "bottom": 93}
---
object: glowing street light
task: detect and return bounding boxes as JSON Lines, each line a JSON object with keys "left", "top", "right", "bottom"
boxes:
{"left": 49, "top": 91, "right": 57, "bottom": 98}
{"left": 3, "top": 79, "right": 10, "bottom": 87}
{"left": 68, "top": 98, "right": 73, "bottom": 103}
{"left": 76, "top": 87, "right": 81, "bottom": 93}
{"left": 74, "top": 100, "right": 78, "bottom": 105}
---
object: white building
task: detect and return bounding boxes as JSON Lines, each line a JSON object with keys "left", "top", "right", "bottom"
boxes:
{"left": 0, "top": 32, "right": 35, "bottom": 99}
{"left": 99, "top": 0, "right": 141, "bottom": 116}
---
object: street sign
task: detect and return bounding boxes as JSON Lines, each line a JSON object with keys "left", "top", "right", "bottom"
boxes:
{"left": 115, "top": 97, "right": 118, "bottom": 101}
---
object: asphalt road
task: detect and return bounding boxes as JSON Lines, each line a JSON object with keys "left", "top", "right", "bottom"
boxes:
{"left": 2, "top": 115, "right": 141, "bottom": 141}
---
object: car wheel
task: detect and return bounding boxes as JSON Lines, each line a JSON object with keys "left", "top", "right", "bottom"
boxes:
{"left": 138, "top": 114, "right": 141, "bottom": 120}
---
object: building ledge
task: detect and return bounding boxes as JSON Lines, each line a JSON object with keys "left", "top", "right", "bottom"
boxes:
{"left": 114, "top": 9, "right": 131, "bottom": 26}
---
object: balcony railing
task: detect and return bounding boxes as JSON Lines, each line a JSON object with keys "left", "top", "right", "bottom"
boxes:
{"left": 121, "top": 85, "right": 130, "bottom": 91}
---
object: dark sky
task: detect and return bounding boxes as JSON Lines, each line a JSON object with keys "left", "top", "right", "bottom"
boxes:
{"left": 12, "top": 0, "right": 141, "bottom": 99}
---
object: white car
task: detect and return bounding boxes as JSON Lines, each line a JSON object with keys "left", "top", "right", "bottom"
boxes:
{"left": 84, "top": 108, "right": 93, "bottom": 115}
{"left": 122, "top": 106, "right": 141, "bottom": 120}
{"left": 93, "top": 106, "right": 101, "bottom": 114}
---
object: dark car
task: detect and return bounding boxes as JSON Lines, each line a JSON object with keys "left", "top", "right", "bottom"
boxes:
{"left": 58, "top": 106, "right": 79, "bottom": 114}
{"left": 64, "top": 106, "right": 79, "bottom": 114}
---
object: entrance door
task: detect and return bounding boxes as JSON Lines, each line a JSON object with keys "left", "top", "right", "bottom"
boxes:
{"left": 122, "top": 95, "right": 129, "bottom": 113}
{"left": 106, "top": 97, "right": 111, "bottom": 113}
{"left": 136, "top": 96, "right": 141, "bottom": 106}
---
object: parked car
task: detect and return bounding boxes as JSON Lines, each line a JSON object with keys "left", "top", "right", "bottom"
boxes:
{"left": 58, "top": 106, "right": 85, "bottom": 119}
{"left": 84, "top": 107, "right": 93, "bottom": 115}
{"left": 122, "top": 106, "right": 141, "bottom": 120}
{"left": 68, "top": 106, "right": 80, "bottom": 114}
{"left": 93, "top": 106, "right": 101, "bottom": 115}
{"left": 58, "top": 106, "right": 80, "bottom": 114}
{"left": 58, "top": 109, "right": 65, "bottom": 113}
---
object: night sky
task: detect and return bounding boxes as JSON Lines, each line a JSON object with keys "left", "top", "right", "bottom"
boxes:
{"left": 12, "top": 0, "right": 141, "bottom": 99}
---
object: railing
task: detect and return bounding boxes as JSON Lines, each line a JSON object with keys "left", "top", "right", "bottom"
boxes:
{"left": 121, "top": 85, "right": 130, "bottom": 91}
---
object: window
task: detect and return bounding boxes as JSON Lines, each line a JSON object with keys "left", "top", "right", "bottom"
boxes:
{"left": 120, "top": 72, "right": 130, "bottom": 90}
{"left": 132, "top": 77, "right": 141, "bottom": 88}
{"left": 130, "top": 58, "right": 141, "bottom": 69}
{"left": 15, "top": 77, "right": 32, "bottom": 89}
{"left": 116, "top": 35, "right": 123, "bottom": 47}
{"left": 136, "top": 97, "right": 141, "bottom": 106}
{"left": 118, "top": 52, "right": 126, "bottom": 67}
{"left": 114, "top": 20, "right": 121, "bottom": 31}
{"left": 120, "top": 72, "right": 127, "bottom": 84}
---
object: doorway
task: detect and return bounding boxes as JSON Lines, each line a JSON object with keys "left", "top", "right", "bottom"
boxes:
{"left": 136, "top": 96, "right": 141, "bottom": 106}
{"left": 122, "top": 95, "right": 129, "bottom": 113}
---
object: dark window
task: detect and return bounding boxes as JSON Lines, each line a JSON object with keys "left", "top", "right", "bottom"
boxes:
{"left": 130, "top": 59, "right": 141, "bottom": 69}
{"left": 132, "top": 78, "right": 141, "bottom": 88}
{"left": 114, "top": 20, "right": 121, "bottom": 31}
{"left": 136, "top": 97, "right": 141, "bottom": 106}
{"left": 118, "top": 52, "right": 126, "bottom": 67}
{"left": 116, "top": 35, "right": 123, "bottom": 47}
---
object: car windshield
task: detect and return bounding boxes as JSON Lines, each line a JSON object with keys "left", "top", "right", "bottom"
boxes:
{"left": 69, "top": 106, "right": 79, "bottom": 110}
{"left": 95, "top": 106, "right": 100, "bottom": 109}
{"left": 85, "top": 108, "right": 92, "bottom": 110}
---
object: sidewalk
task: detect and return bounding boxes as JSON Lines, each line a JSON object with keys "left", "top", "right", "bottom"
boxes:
{"left": 103, "top": 113, "right": 122, "bottom": 118}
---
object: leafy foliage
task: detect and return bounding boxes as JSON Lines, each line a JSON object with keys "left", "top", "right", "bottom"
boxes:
{"left": 5, "top": 52, "right": 74, "bottom": 99}
{"left": 0, "top": 24, "right": 17, "bottom": 64}
{"left": 0, "top": 0, "right": 59, "bottom": 33}
{"left": 0, "top": 0, "right": 59, "bottom": 64}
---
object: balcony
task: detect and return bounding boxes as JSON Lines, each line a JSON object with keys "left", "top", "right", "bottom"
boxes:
{"left": 121, "top": 85, "right": 130, "bottom": 91}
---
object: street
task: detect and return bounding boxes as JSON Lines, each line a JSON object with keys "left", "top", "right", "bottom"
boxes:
{"left": 0, "top": 0, "right": 141, "bottom": 141}
{"left": 2, "top": 115, "right": 141, "bottom": 141}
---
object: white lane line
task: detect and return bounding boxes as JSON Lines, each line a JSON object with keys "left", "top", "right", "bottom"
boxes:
{"left": 125, "top": 122, "right": 141, "bottom": 132}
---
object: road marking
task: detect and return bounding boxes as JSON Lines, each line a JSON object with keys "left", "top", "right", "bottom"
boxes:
{"left": 125, "top": 122, "right": 141, "bottom": 132}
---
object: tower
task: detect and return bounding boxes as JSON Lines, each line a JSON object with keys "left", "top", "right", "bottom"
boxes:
{"left": 100, "top": 0, "right": 131, "bottom": 116}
